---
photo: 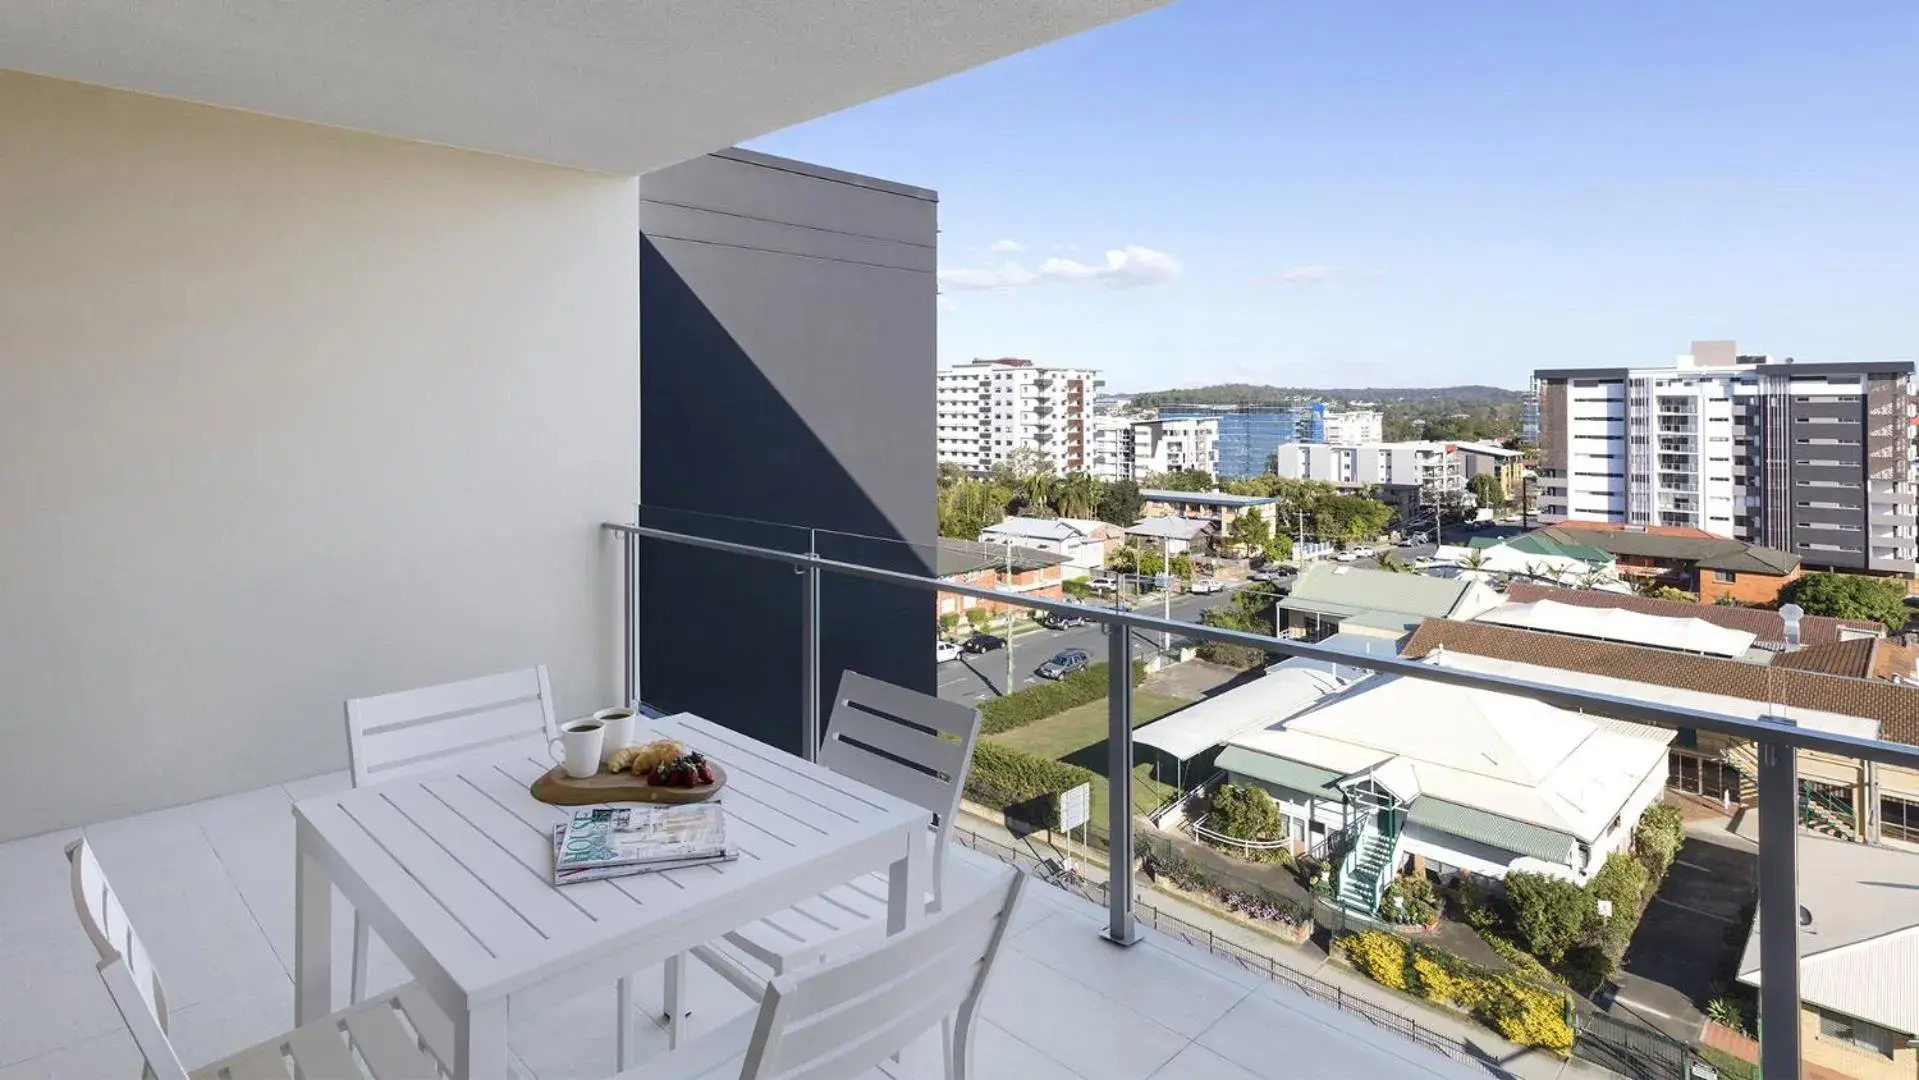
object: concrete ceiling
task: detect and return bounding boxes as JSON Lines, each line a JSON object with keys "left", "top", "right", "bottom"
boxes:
{"left": 0, "top": 0, "right": 1167, "bottom": 174}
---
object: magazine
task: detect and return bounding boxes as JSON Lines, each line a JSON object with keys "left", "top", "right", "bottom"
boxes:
{"left": 551, "top": 803, "right": 731, "bottom": 883}
{"left": 549, "top": 825, "right": 738, "bottom": 885}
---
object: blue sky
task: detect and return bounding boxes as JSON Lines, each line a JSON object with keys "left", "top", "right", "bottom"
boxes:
{"left": 747, "top": 1, "right": 1919, "bottom": 393}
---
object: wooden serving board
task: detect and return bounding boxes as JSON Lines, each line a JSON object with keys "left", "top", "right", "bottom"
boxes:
{"left": 529, "top": 762, "right": 727, "bottom": 806}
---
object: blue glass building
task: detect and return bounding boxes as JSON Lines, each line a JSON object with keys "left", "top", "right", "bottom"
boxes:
{"left": 1160, "top": 402, "right": 1326, "bottom": 478}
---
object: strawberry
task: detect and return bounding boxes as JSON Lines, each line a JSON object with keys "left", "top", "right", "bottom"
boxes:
{"left": 696, "top": 764, "right": 714, "bottom": 785}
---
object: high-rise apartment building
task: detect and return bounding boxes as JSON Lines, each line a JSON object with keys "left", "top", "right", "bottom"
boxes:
{"left": 935, "top": 358, "right": 1102, "bottom": 475}
{"left": 1271, "top": 441, "right": 1467, "bottom": 521}
{"left": 1322, "top": 408, "right": 1385, "bottom": 446}
{"left": 1534, "top": 341, "right": 1918, "bottom": 575}
{"left": 1129, "top": 417, "right": 1220, "bottom": 479}
{"left": 1088, "top": 411, "right": 1136, "bottom": 482}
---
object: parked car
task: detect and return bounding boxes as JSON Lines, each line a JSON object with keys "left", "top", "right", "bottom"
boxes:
{"left": 1248, "top": 568, "right": 1284, "bottom": 583}
{"left": 1036, "top": 648, "right": 1091, "bottom": 680}
{"left": 1039, "top": 610, "right": 1088, "bottom": 630}
{"left": 961, "top": 633, "right": 1006, "bottom": 654}
{"left": 1087, "top": 577, "right": 1118, "bottom": 593}
{"left": 1189, "top": 578, "right": 1225, "bottom": 595}
{"left": 1334, "top": 551, "right": 1358, "bottom": 563}
{"left": 936, "top": 640, "right": 962, "bottom": 664}
{"left": 1350, "top": 545, "right": 1375, "bottom": 559}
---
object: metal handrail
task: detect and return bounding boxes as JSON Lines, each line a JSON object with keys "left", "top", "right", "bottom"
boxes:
{"left": 602, "top": 519, "right": 1919, "bottom": 768}
{"left": 605, "top": 514, "right": 1899, "bottom": 1076}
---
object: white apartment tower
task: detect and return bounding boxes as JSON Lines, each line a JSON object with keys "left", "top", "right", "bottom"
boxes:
{"left": 1535, "top": 341, "right": 1918, "bottom": 575}
{"left": 1129, "top": 417, "right": 1220, "bottom": 479}
{"left": 1322, "top": 409, "right": 1385, "bottom": 446}
{"left": 935, "top": 358, "right": 1102, "bottom": 474}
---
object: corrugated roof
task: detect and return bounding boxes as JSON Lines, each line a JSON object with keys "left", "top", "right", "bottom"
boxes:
{"left": 1281, "top": 563, "right": 1474, "bottom": 620}
{"left": 1406, "top": 797, "right": 1577, "bottom": 865}
{"left": 979, "top": 516, "right": 1084, "bottom": 542}
{"left": 935, "top": 540, "right": 1064, "bottom": 577}
{"left": 1134, "top": 666, "right": 1346, "bottom": 761}
{"left": 1477, "top": 600, "right": 1757, "bottom": 658}
{"left": 1404, "top": 619, "right": 1919, "bottom": 743}
{"left": 1503, "top": 584, "right": 1884, "bottom": 646}
{"left": 1215, "top": 746, "right": 1341, "bottom": 798}
{"left": 1532, "top": 525, "right": 1799, "bottom": 575}
{"left": 1466, "top": 533, "right": 1615, "bottom": 566}
{"left": 1140, "top": 490, "right": 1282, "bottom": 508}
{"left": 1125, "top": 517, "right": 1211, "bottom": 541}
{"left": 1740, "top": 835, "right": 1919, "bottom": 1035}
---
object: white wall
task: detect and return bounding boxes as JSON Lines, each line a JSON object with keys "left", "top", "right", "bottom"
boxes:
{"left": 0, "top": 73, "right": 640, "bottom": 839}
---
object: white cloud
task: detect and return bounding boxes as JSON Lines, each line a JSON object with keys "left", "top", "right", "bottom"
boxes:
{"left": 938, "top": 245, "right": 1182, "bottom": 292}
{"left": 1273, "top": 265, "right": 1333, "bottom": 285}
{"left": 987, "top": 238, "right": 1026, "bottom": 253}
{"left": 937, "top": 295, "right": 958, "bottom": 312}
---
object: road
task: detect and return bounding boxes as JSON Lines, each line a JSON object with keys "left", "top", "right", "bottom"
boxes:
{"left": 938, "top": 589, "right": 1233, "bottom": 702}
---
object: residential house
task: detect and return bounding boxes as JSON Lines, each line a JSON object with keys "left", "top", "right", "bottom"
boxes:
{"left": 935, "top": 540, "right": 1065, "bottom": 621}
{"left": 1139, "top": 489, "right": 1286, "bottom": 535}
{"left": 1531, "top": 522, "right": 1804, "bottom": 605}
{"left": 978, "top": 516, "right": 1120, "bottom": 580}
{"left": 1503, "top": 584, "right": 1884, "bottom": 647}
{"left": 1430, "top": 532, "right": 1623, "bottom": 590}
{"left": 1218, "top": 671, "right": 1672, "bottom": 909}
{"left": 1403, "top": 619, "right": 1919, "bottom": 846}
{"left": 1124, "top": 515, "right": 1212, "bottom": 556}
{"left": 1275, "top": 563, "right": 1504, "bottom": 642}
{"left": 1739, "top": 837, "right": 1919, "bottom": 1080}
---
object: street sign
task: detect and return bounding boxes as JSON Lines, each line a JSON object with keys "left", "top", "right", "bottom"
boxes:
{"left": 1058, "top": 782, "right": 1092, "bottom": 832}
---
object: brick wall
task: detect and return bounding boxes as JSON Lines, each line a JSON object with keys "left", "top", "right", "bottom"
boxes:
{"left": 1696, "top": 565, "right": 1800, "bottom": 606}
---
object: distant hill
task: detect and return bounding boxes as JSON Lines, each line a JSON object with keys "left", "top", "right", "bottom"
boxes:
{"left": 1130, "top": 384, "right": 1522, "bottom": 408}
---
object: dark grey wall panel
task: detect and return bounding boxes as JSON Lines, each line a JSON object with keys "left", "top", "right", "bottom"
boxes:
{"left": 636, "top": 150, "right": 938, "bottom": 754}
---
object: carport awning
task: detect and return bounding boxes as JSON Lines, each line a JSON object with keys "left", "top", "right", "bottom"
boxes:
{"left": 1132, "top": 667, "right": 1345, "bottom": 761}
{"left": 1405, "top": 797, "right": 1576, "bottom": 865}
{"left": 1216, "top": 747, "right": 1341, "bottom": 801}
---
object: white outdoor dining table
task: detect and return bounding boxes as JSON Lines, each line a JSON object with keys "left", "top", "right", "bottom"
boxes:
{"left": 291, "top": 711, "right": 934, "bottom": 1080}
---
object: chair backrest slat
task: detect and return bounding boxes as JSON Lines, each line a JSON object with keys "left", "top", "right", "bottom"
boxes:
{"left": 66, "top": 840, "right": 192, "bottom": 1080}
{"left": 819, "top": 672, "right": 980, "bottom": 826}
{"left": 346, "top": 666, "right": 557, "bottom": 788}
{"left": 738, "top": 867, "right": 1023, "bottom": 1080}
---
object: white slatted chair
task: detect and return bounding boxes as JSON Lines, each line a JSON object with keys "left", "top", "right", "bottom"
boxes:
{"left": 661, "top": 671, "right": 982, "bottom": 1049}
{"left": 629, "top": 866, "right": 1024, "bottom": 1080}
{"left": 66, "top": 838, "right": 454, "bottom": 1080}
{"left": 345, "top": 665, "right": 558, "bottom": 1001}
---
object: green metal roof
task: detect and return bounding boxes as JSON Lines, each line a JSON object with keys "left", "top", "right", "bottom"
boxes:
{"left": 1405, "top": 798, "right": 1577, "bottom": 865}
{"left": 1337, "top": 610, "right": 1422, "bottom": 633}
{"left": 1467, "top": 532, "right": 1611, "bottom": 566}
{"left": 1216, "top": 746, "right": 1341, "bottom": 800}
{"left": 1280, "top": 562, "right": 1471, "bottom": 620}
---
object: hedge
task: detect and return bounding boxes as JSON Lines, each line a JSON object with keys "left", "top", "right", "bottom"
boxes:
{"left": 1343, "top": 931, "right": 1574, "bottom": 1055}
{"left": 978, "top": 660, "right": 1148, "bottom": 736}
{"left": 963, "top": 742, "right": 1095, "bottom": 830}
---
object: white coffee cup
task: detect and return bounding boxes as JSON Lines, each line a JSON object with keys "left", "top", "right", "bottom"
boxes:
{"left": 549, "top": 718, "right": 605, "bottom": 779}
{"left": 594, "top": 707, "right": 637, "bottom": 756}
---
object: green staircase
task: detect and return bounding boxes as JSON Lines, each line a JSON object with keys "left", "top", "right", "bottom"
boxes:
{"left": 1335, "top": 823, "right": 1399, "bottom": 915}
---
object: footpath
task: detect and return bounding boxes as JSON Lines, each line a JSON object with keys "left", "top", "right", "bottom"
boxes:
{"left": 957, "top": 807, "right": 1624, "bottom": 1080}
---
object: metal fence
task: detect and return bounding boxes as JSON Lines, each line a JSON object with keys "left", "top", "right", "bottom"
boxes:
{"left": 952, "top": 825, "right": 1489, "bottom": 1070}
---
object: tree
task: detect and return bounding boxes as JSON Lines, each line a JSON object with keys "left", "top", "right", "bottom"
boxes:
{"left": 1261, "top": 535, "right": 1294, "bottom": 565}
{"left": 1504, "top": 871, "right": 1594, "bottom": 965}
{"left": 1136, "top": 548, "right": 1166, "bottom": 578}
{"left": 1142, "top": 468, "right": 1213, "bottom": 493}
{"left": 1459, "top": 547, "right": 1490, "bottom": 574}
{"left": 937, "top": 462, "right": 971, "bottom": 488}
{"left": 1467, "top": 473, "right": 1506, "bottom": 511}
{"left": 1095, "top": 479, "right": 1144, "bottom": 527}
{"left": 1170, "top": 553, "right": 1194, "bottom": 580}
{"left": 1316, "top": 492, "right": 1394, "bottom": 544}
{"left": 1375, "top": 551, "right": 1416, "bottom": 574}
{"left": 937, "top": 479, "right": 1012, "bottom": 540}
{"left": 1784, "top": 572, "right": 1912, "bottom": 633}
{"left": 1054, "top": 472, "right": 1100, "bottom": 519}
{"left": 1015, "top": 469, "right": 1057, "bottom": 517}
{"left": 993, "top": 444, "right": 1054, "bottom": 483}
{"left": 1210, "top": 784, "right": 1282, "bottom": 843}
{"left": 1227, "top": 506, "right": 1272, "bottom": 555}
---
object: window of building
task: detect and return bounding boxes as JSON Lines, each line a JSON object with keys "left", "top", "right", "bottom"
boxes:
{"left": 1818, "top": 1009, "right": 1897, "bottom": 1057}
{"left": 1711, "top": 570, "right": 1737, "bottom": 584}
{"left": 1883, "top": 795, "right": 1919, "bottom": 845}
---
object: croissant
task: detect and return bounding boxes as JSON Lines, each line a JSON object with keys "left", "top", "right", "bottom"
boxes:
{"left": 628, "top": 739, "right": 686, "bottom": 776}
{"left": 604, "top": 745, "right": 646, "bottom": 773}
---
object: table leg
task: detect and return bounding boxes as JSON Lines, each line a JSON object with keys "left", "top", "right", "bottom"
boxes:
{"left": 455, "top": 997, "right": 511, "bottom": 1080}
{"left": 887, "top": 825, "right": 931, "bottom": 938}
{"left": 294, "top": 824, "right": 333, "bottom": 1025}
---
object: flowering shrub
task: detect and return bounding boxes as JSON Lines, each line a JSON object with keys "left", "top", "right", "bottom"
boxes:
{"left": 1220, "top": 888, "right": 1310, "bottom": 926}
{"left": 1343, "top": 931, "right": 1575, "bottom": 1056}
{"left": 1378, "top": 874, "right": 1440, "bottom": 926}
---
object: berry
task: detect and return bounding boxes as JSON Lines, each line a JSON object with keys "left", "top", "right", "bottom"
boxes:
{"left": 696, "top": 764, "right": 714, "bottom": 785}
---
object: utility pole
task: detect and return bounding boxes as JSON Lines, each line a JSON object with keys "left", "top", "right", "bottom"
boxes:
{"left": 1004, "top": 542, "right": 1016, "bottom": 694}
{"left": 1161, "top": 535, "right": 1172, "bottom": 652}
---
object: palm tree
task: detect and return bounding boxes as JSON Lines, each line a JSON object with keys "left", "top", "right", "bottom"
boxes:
{"left": 1576, "top": 567, "right": 1610, "bottom": 591}
{"left": 1055, "top": 472, "right": 1100, "bottom": 520}
{"left": 1375, "top": 551, "right": 1416, "bottom": 574}
{"left": 1459, "top": 547, "right": 1490, "bottom": 575}
{"left": 1018, "top": 470, "right": 1057, "bottom": 516}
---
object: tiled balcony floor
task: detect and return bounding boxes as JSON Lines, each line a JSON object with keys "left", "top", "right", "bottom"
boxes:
{"left": 0, "top": 774, "right": 1480, "bottom": 1079}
